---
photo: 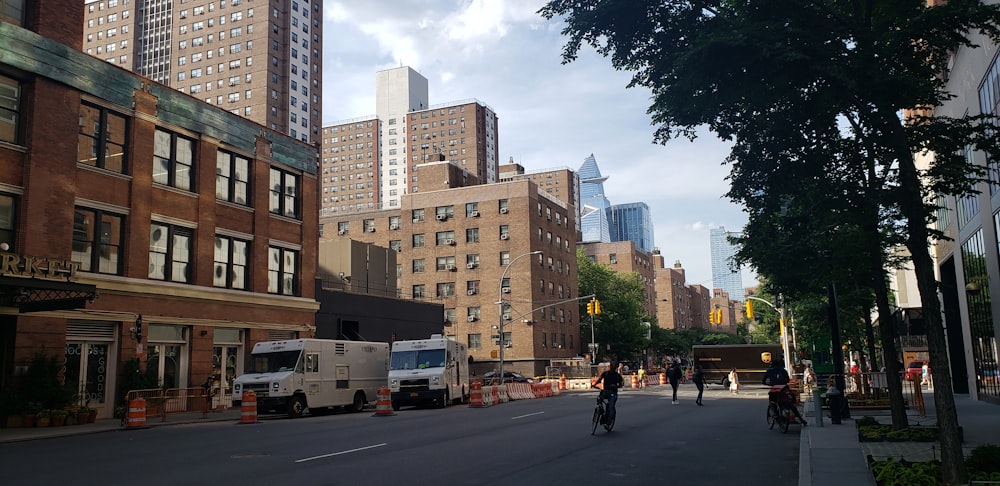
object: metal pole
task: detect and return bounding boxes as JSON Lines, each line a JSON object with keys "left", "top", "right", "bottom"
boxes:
{"left": 498, "top": 251, "right": 541, "bottom": 383}
{"left": 590, "top": 310, "right": 596, "bottom": 363}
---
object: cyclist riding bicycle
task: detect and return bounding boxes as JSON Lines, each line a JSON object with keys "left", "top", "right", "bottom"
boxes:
{"left": 763, "top": 359, "right": 807, "bottom": 425}
{"left": 594, "top": 361, "right": 625, "bottom": 424}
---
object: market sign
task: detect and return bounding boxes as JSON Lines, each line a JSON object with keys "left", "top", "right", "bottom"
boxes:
{"left": 0, "top": 251, "right": 81, "bottom": 282}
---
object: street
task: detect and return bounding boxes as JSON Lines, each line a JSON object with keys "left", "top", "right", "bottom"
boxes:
{"left": 0, "top": 384, "right": 799, "bottom": 485}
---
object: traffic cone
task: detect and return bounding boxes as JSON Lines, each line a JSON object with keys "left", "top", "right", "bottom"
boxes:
{"left": 469, "top": 381, "right": 485, "bottom": 408}
{"left": 239, "top": 390, "right": 257, "bottom": 424}
{"left": 125, "top": 397, "right": 147, "bottom": 429}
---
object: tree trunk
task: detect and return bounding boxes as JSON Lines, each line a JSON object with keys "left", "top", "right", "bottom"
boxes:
{"left": 890, "top": 115, "right": 966, "bottom": 485}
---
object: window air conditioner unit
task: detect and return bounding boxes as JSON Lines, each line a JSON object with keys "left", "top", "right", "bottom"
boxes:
{"left": 466, "top": 263, "right": 476, "bottom": 269}
{"left": 412, "top": 218, "right": 421, "bottom": 223}
{"left": 500, "top": 234, "right": 509, "bottom": 240}
{"left": 467, "top": 289, "right": 476, "bottom": 296}
{"left": 467, "top": 316, "right": 476, "bottom": 322}
{"left": 503, "top": 314, "right": 511, "bottom": 321}
{"left": 395, "top": 248, "right": 402, "bottom": 252}
{"left": 499, "top": 207, "right": 509, "bottom": 214}
{"left": 337, "top": 230, "right": 346, "bottom": 235}
{"left": 470, "top": 211, "right": 479, "bottom": 217}
{"left": 502, "top": 287, "right": 510, "bottom": 294}
{"left": 367, "top": 227, "right": 375, "bottom": 232}
{"left": 446, "top": 239, "right": 455, "bottom": 246}
{"left": 446, "top": 264, "right": 456, "bottom": 271}
{"left": 389, "top": 224, "right": 399, "bottom": 230}
{"left": 436, "top": 214, "right": 447, "bottom": 221}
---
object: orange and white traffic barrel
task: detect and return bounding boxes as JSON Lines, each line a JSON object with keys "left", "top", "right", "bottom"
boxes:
{"left": 660, "top": 372, "right": 667, "bottom": 385}
{"left": 470, "top": 382, "right": 485, "bottom": 408}
{"left": 239, "top": 390, "right": 257, "bottom": 424}
{"left": 559, "top": 375, "right": 566, "bottom": 391}
{"left": 126, "top": 397, "right": 146, "bottom": 429}
{"left": 372, "top": 387, "right": 395, "bottom": 416}
{"left": 631, "top": 374, "right": 639, "bottom": 389}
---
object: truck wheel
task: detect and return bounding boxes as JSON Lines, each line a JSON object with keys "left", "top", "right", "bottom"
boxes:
{"left": 351, "top": 391, "right": 366, "bottom": 412}
{"left": 287, "top": 396, "right": 307, "bottom": 418}
{"left": 439, "top": 390, "right": 449, "bottom": 408}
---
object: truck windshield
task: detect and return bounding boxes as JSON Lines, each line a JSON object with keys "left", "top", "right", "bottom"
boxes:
{"left": 391, "top": 349, "right": 446, "bottom": 370}
{"left": 247, "top": 350, "right": 302, "bottom": 373}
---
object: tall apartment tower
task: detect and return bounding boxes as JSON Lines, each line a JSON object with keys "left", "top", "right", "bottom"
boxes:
{"left": 82, "top": 0, "right": 323, "bottom": 143}
{"left": 499, "top": 159, "right": 581, "bottom": 239}
{"left": 710, "top": 226, "right": 745, "bottom": 302}
{"left": 321, "top": 66, "right": 498, "bottom": 215}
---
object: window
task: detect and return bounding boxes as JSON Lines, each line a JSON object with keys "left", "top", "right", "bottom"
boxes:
{"left": 412, "top": 234, "right": 425, "bottom": 248}
{"left": 0, "top": 194, "right": 15, "bottom": 251}
{"left": 436, "top": 231, "right": 455, "bottom": 246}
{"left": 412, "top": 284, "right": 425, "bottom": 298}
{"left": 609, "top": 253, "right": 618, "bottom": 264}
{"left": 1, "top": 0, "right": 25, "bottom": 25}
{"left": 499, "top": 199, "right": 509, "bottom": 213}
{"left": 500, "top": 251, "right": 510, "bottom": 266}
{"left": 468, "top": 333, "right": 481, "bottom": 349}
{"left": 466, "top": 228, "right": 479, "bottom": 243}
{"left": 153, "top": 129, "right": 194, "bottom": 190}
{"left": 437, "top": 282, "right": 455, "bottom": 298}
{"left": 389, "top": 216, "right": 401, "bottom": 229}
{"left": 0, "top": 74, "right": 20, "bottom": 144}
{"left": 435, "top": 206, "right": 454, "bottom": 220}
{"left": 389, "top": 240, "right": 402, "bottom": 252}
{"left": 216, "top": 150, "right": 250, "bottom": 205}
{"left": 436, "top": 256, "right": 456, "bottom": 271}
{"left": 269, "top": 168, "right": 300, "bottom": 218}
{"left": 267, "top": 246, "right": 298, "bottom": 295}
{"left": 466, "top": 282, "right": 480, "bottom": 295}
{"left": 443, "top": 308, "right": 456, "bottom": 324}
{"left": 467, "top": 305, "right": 480, "bottom": 320}
{"left": 412, "top": 259, "right": 425, "bottom": 273}
{"left": 72, "top": 207, "right": 124, "bottom": 275}
{"left": 78, "top": 102, "right": 128, "bottom": 173}
{"left": 214, "top": 235, "right": 249, "bottom": 289}
{"left": 466, "top": 254, "right": 480, "bottom": 267}
{"left": 412, "top": 209, "right": 425, "bottom": 222}
{"left": 149, "top": 223, "right": 192, "bottom": 283}
{"left": 500, "top": 225, "right": 510, "bottom": 239}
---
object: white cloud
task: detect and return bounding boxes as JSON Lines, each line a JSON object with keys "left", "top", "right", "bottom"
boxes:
{"left": 322, "top": 0, "right": 756, "bottom": 288}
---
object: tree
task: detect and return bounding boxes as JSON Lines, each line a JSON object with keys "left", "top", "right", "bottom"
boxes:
{"left": 541, "top": 2, "right": 1000, "bottom": 482}
{"left": 577, "top": 250, "right": 653, "bottom": 363}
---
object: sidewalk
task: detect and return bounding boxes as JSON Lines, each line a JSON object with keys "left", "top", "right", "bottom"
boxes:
{"left": 798, "top": 393, "right": 1000, "bottom": 486}
{"left": 0, "top": 409, "right": 244, "bottom": 444}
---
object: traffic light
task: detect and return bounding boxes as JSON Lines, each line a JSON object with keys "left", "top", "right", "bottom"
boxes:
{"left": 593, "top": 300, "right": 601, "bottom": 315}
{"left": 587, "top": 300, "right": 594, "bottom": 315}
{"left": 709, "top": 310, "right": 716, "bottom": 324}
{"left": 715, "top": 309, "right": 723, "bottom": 325}
{"left": 745, "top": 300, "right": 754, "bottom": 320}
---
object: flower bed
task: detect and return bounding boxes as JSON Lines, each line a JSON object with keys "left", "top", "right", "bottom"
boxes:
{"left": 866, "top": 442, "right": 1000, "bottom": 485}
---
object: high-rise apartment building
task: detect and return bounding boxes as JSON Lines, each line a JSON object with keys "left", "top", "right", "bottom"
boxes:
{"left": 321, "top": 66, "right": 498, "bottom": 216}
{"left": 581, "top": 241, "right": 657, "bottom": 319}
{"left": 652, "top": 251, "right": 711, "bottom": 330}
{"left": 710, "top": 226, "right": 745, "bottom": 302}
{"left": 499, "top": 159, "right": 581, "bottom": 239}
{"left": 319, "top": 179, "right": 579, "bottom": 377}
{"left": 82, "top": 0, "right": 323, "bottom": 143}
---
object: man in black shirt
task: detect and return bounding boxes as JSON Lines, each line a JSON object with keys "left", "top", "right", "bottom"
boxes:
{"left": 595, "top": 361, "right": 625, "bottom": 424}
{"left": 763, "top": 360, "right": 807, "bottom": 425}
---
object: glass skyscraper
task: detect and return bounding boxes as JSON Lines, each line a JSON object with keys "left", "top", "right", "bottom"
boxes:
{"left": 610, "top": 202, "right": 654, "bottom": 253}
{"left": 579, "top": 154, "right": 612, "bottom": 243}
{"left": 710, "top": 227, "right": 745, "bottom": 301}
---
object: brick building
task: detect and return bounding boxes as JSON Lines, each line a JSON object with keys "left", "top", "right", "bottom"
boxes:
{"left": 652, "top": 251, "right": 711, "bottom": 330}
{"left": 319, "top": 179, "right": 579, "bottom": 377}
{"left": 580, "top": 241, "right": 657, "bottom": 320}
{"left": 0, "top": 1, "right": 318, "bottom": 418}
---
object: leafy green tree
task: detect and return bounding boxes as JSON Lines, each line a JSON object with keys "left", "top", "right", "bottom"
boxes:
{"left": 577, "top": 250, "right": 653, "bottom": 363}
{"left": 540, "top": 2, "right": 1000, "bottom": 482}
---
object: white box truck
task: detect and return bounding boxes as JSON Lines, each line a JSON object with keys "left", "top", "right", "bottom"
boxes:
{"left": 232, "top": 339, "right": 389, "bottom": 418}
{"left": 388, "top": 334, "right": 469, "bottom": 410}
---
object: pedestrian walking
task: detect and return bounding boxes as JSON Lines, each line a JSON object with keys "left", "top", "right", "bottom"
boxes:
{"left": 667, "top": 360, "right": 683, "bottom": 404}
{"left": 692, "top": 365, "right": 705, "bottom": 405}
{"left": 728, "top": 368, "right": 740, "bottom": 394}
{"left": 637, "top": 365, "right": 647, "bottom": 389}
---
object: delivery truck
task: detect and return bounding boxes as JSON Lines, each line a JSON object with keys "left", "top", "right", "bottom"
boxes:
{"left": 232, "top": 338, "right": 389, "bottom": 418}
{"left": 691, "top": 344, "right": 783, "bottom": 386}
{"left": 388, "top": 334, "right": 469, "bottom": 410}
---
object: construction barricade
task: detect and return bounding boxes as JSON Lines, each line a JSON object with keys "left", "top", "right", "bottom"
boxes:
{"left": 372, "top": 387, "right": 395, "bottom": 416}
{"left": 239, "top": 390, "right": 257, "bottom": 424}
{"left": 126, "top": 397, "right": 147, "bottom": 429}
{"left": 470, "top": 382, "right": 486, "bottom": 407}
{"left": 660, "top": 372, "right": 667, "bottom": 385}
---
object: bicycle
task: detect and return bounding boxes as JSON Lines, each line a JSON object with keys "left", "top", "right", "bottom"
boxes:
{"left": 766, "top": 386, "right": 803, "bottom": 433}
{"left": 592, "top": 393, "right": 615, "bottom": 434}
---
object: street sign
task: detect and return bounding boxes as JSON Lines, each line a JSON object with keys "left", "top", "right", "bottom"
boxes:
{"left": 490, "top": 334, "right": 500, "bottom": 339}
{"left": 495, "top": 340, "right": 501, "bottom": 345}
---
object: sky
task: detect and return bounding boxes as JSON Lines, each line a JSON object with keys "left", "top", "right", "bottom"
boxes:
{"left": 321, "top": 0, "right": 757, "bottom": 290}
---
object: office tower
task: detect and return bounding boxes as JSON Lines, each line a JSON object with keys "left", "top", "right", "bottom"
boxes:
{"left": 710, "top": 226, "right": 745, "bottom": 302}
{"left": 578, "top": 154, "right": 612, "bottom": 243}
{"left": 2, "top": 0, "right": 318, "bottom": 418}
{"left": 82, "top": 0, "right": 323, "bottom": 143}
{"left": 321, "top": 66, "right": 498, "bottom": 215}
{"left": 610, "top": 202, "right": 654, "bottom": 253}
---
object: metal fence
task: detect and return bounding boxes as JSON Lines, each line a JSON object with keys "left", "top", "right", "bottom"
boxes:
{"left": 813, "top": 372, "right": 926, "bottom": 416}
{"left": 123, "top": 387, "right": 215, "bottom": 423}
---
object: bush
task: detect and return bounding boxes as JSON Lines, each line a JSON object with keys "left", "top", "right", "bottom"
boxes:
{"left": 856, "top": 416, "right": 879, "bottom": 427}
{"left": 966, "top": 444, "right": 1000, "bottom": 474}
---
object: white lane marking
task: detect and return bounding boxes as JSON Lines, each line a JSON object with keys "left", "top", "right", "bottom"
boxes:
{"left": 295, "top": 443, "right": 388, "bottom": 463}
{"left": 511, "top": 411, "right": 545, "bottom": 420}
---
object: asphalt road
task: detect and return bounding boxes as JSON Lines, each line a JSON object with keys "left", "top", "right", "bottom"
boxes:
{"left": 0, "top": 385, "right": 799, "bottom": 486}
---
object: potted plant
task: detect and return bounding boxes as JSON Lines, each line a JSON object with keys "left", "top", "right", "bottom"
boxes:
{"left": 75, "top": 406, "right": 91, "bottom": 425}
{"left": 35, "top": 409, "right": 51, "bottom": 427}
{"left": 22, "top": 402, "right": 41, "bottom": 428}
{"left": 49, "top": 408, "right": 68, "bottom": 426}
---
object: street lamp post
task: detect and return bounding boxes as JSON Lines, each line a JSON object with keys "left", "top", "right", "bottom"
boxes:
{"left": 497, "top": 250, "right": 542, "bottom": 383}
{"left": 747, "top": 295, "right": 793, "bottom": 376}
